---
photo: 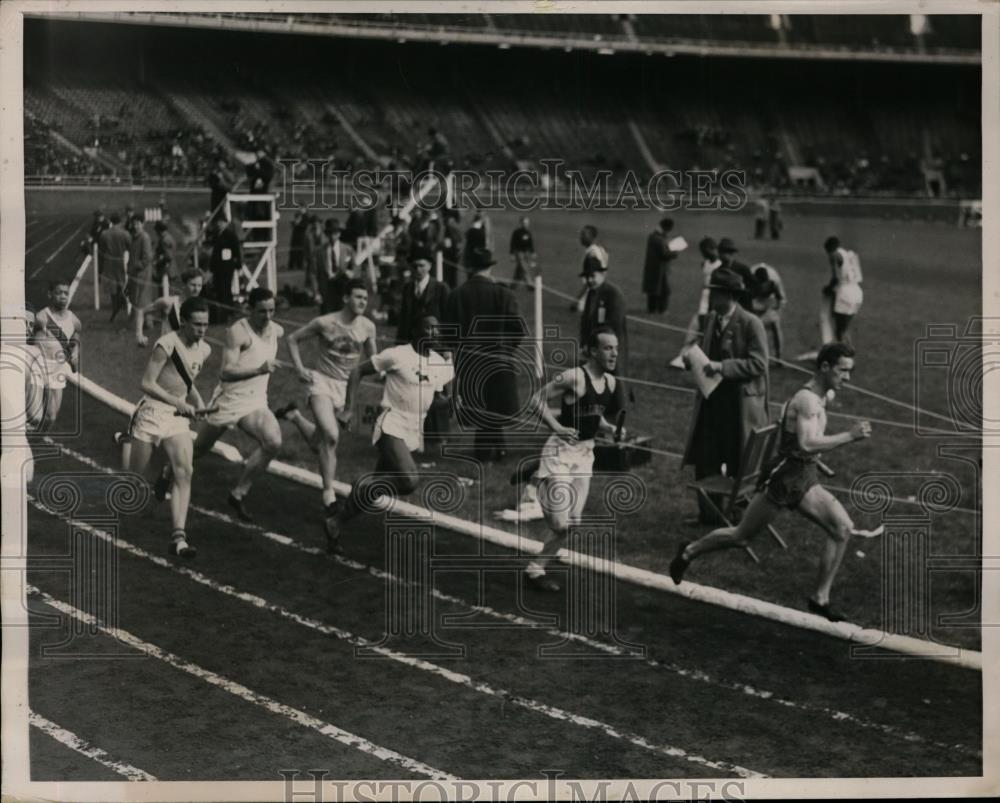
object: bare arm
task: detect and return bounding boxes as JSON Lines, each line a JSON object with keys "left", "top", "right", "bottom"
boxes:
{"left": 135, "top": 296, "right": 170, "bottom": 345}
{"left": 286, "top": 318, "right": 322, "bottom": 382}
{"left": 140, "top": 345, "right": 196, "bottom": 417}
{"left": 219, "top": 324, "right": 273, "bottom": 382}
{"left": 537, "top": 369, "right": 582, "bottom": 442}
{"left": 794, "top": 392, "right": 870, "bottom": 453}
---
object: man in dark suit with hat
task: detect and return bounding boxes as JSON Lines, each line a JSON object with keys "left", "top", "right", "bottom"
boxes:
{"left": 717, "top": 238, "right": 756, "bottom": 311}
{"left": 443, "top": 247, "right": 524, "bottom": 462}
{"left": 580, "top": 258, "right": 629, "bottom": 379}
{"left": 320, "top": 218, "right": 356, "bottom": 314}
{"left": 682, "top": 266, "right": 770, "bottom": 523}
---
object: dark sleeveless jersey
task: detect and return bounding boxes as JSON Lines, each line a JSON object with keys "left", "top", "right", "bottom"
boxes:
{"left": 558, "top": 367, "right": 621, "bottom": 441}
{"left": 778, "top": 386, "right": 822, "bottom": 463}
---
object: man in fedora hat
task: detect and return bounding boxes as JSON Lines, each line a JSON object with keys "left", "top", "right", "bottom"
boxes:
{"left": 443, "top": 246, "right": 524, "bottom": 462}
{"left": 682, "top": 265, "right": 769, "bottom": 524}
{"left": 717, "top": 238, "right": 756, "bottom": 311}
{"left": 320, "top": 218, "right": 356, "bottom": 314}
{"left": 580, "top": 258, "right": 629, "bottom": 380}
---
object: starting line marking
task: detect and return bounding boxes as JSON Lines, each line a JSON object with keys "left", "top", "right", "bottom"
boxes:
{"left": 63, "top": 373, "right": 983, "bottom": 672}
{"left": 28, "top": 711, "right": 157, "bottom": 781}
{"left": 27, "top": 496, "right": 766, "bottom": 779}
{"left": 26, "top": 583, "right": 457, "bottom": 781}
{"left": 42, "top": 436, "right": 982, "bottom": 762}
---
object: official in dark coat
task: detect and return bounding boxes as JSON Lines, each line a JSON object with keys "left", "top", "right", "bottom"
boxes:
{"left": 718, "top": 238, "right": 756, "bottom": 311}
{"left": 579, "top": 260, "right": 629, "bottom": 380}
{"left": 642, "top": 217, "right": 677, "bottom": 314}
{"left": 208, "top": 217, "right": 243, "bottom": 324}
{"left": 682, "top": 266, "right": 770, "bottom": 523}
{"left": 206, "top": 158, "right": 235, "bottom": 222}
{"left": 320, "top": 219, "right": 356, "bottom": 314}
{"left": 443, "top": 247, "right": 524, "bottom": 462}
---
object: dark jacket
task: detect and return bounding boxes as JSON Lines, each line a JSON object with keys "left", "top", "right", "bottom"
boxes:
{"left": 510, "top": 226, "right": 534, "bottom": 254}
{"left": 642, "top": 229, "right": 676, "bottom": 296}
{"left": 443, "top": 273, "right": 523, "bottom": 418}
{"left": 397, "top": 277, "right": 450, "bottom": 344}
{"left": 682, "top": 304, "right": 770, "bottom": 466}
{"left": 580, "top": 280, "right": 629, "bottom": 377}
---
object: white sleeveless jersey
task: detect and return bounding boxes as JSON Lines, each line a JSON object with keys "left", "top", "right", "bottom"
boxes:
{"left": 144, "top": 331, "right": 211, "bottom": 411}
{"left": 35, "top": 307, "right": 79, "bottom": 363}
{"left": 214, "top": 318, "right": 282, "bottom": 403}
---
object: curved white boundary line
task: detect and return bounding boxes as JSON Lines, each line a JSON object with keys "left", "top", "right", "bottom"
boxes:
{"left": 65, "top": 372, "right": 982, "bottom": 671}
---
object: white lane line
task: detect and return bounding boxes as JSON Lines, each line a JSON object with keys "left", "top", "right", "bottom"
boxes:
{"left": 28, "top": 496, "right": 764, "bottom": 779}
{"left": 41, "top": 437, "right": 983, "bottom": 762}
{"left": 26, "top": 581, "right": 457, "bottom": 780}
{"left": 64, "top": 373, "right": 986, "bottom": 670}
{"left": 28, "top": 222, "right": 87, "bottom": 278}
{"left": 29, "top": 710, "right": 157, "bottom": 781}
{"left": 25, "top": 220, "right": 77, "bottom": 257}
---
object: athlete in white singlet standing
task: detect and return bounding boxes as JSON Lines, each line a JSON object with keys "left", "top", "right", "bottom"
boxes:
{"left": 32, "top": 280, "right": 82, "bottom": 432}
{"left": 154, "top": 288, "right": 284, "bottom": 522}
{"left": 120, "top": 297, "right": 212, "bottom": 558}
{"left": 284, "top": 278, "right": 377, "bottom": 521}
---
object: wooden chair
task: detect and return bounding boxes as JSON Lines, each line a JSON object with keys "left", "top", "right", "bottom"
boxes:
{"left": 686, "top": 423, "right": 787, "bottom": 563}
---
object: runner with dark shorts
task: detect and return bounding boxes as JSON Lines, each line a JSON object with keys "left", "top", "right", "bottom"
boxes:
{"left": 669, "top": 341, "right": 880, "bottom": 622}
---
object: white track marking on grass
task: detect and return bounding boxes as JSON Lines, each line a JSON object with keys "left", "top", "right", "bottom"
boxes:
{"left": 28, "top": 711, "right": 157, "bottom": 781}
{"left": 47, "top": 375, "right": 989, "bottom": 672}
{"left": 28, "top": 497, "right": 764, "bottom": 779}
{"left": 40, "top": 437, "right": 984, "bottom": 761}
{"left": 25, "top": 584, "right": 456, "bottom": 780}
{"left": 25, "top": 220, "right": 78, "bottom": 257}
{"left": 28, "top": 222, "right": 87, "bottom": 278}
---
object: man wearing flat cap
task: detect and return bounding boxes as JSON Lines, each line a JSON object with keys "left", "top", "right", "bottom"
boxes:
{"left": 682, "top": 266, "right": 770, "bottom": 523}
{"left": 443, "top": 247, "right": 523, "bottom": 462}
{"left": 717, "top": 237, "right": 756, "bottom": 311}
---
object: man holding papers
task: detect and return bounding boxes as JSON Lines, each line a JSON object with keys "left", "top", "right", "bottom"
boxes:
{"left": 681, "top": 267, "right": 769, "bottom": 524}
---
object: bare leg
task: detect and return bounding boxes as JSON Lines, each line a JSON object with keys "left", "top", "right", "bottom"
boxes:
{"left": 286, "top": 408, "right": 320, "bottom": 454}
{"left": 38, "top": 388, "right": 63, "bottom": 433}
{"left": 233, "top": 409, "right": 282, "bottom": 498}
{"left": 796, "top": 484, "right": 853, "bottom": 606}
{"left": 529, "top": 475, "right": 590, "bottom": 579}
{"left": 685, "top": 492, "right": 781, "bottom": 561}
{"left": 124, "top": 438, "right": 154, "bottom": 475}
{"left": 162, "top": 433, "right": 194, "bottom": 533}
{"left": 309, "top": 395, "right": 341, "bottom": 508}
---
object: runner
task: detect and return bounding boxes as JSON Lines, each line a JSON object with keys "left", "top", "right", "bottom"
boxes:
{"left": 153, "top": 288, "right": 283, "bottom": 523}
{"left": 322, "top": 314, "right": 453, "bottom": 554}
{"left": 32, "top": 280, "right": 82, "bottom": 432}
{"left": 669, "top": 341, "right": 878, "bottom": 622}
{"left": 134, "top": 268, "right": 205, "bottom": 347}
{"left": 284, "top": 278, "right": 377, "bottom": 521}
{"left": 118, "top": 297, "right": 213, "bottom": 558}
{"left": 524, "top": 325, "right": 625, "bottom": 592}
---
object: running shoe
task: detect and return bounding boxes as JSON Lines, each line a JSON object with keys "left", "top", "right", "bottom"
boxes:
{"left": 324, "top": 515, "right": 343, "bottom": 555}
{"left": 273, "top": 402, "right": 298, "bottom": 420}
{"left": 526, "top": 572, "right": 561, "bottom": 593}
{"left": 169, "top": 533, "right": 197, "bottom": 559}
{"left": 228, "top": 492, "right": 253, "bottom": 523}
{"left": 807, "top": 599, "right": 847, "bottom": 623}
{"left": 669, "top": 541, "right": 691, "bottom": 585}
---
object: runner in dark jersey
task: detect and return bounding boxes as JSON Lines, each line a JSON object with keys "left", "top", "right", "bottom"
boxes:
{"left": 525, "top": 325, "right": 625, "bottom": 592}
{"left": 669, "top": 342, "right": 879, "bottom": 622}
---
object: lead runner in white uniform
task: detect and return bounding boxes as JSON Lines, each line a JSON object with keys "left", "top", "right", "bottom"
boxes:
{"left": 322, "top": 315, "right": 453, "bottom": 554}
{"left": 154, "top": 288, "right": 283, "bottom": 523}
{"left": 285, "top": 278, "right": 377, "bottom": 518}
{"left": 121, "top": 296, "right": 212, "bottom": 558}
{"left": 32, "top": 280, "right": 82, "bottom": 432}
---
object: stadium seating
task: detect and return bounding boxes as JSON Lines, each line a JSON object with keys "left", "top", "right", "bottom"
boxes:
{"left": 631, "top": 15, "right": 779, "bottom": 44}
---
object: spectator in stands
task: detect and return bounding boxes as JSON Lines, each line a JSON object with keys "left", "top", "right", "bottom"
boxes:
{"left": 463, "top": 209, "right": 491, "bottom": 269}
{"left": 580, "top": 258, "right": 629, "bottom": 382}
{"left": 642, "top": 217, "right": 677, "bottom": 315}
{"left": 509, "top": 216, "right": 536, "bottom": 290}
{"left": 444, "top": 247, "right": 523, "bottom": 463}
{"left": 343, "top": 203, "right": 366, "bottom": 250}
{"left": 682, "top": 266, "right": 769, "bottom": 524}
{"left": 751, "top": 264, "right": 786, "bottom": 363}
{"left": 442, "top": 209, "right": 463, "bottom": 289}
{"left": 125, "top": 216, "right": 154, "bottom": 313}
{"left": 320, "top": 219, "right": 356, "bottom": 314}
{"left": 207, "top": 157, "right": 235, "bottom": 222}
{"left": 99, "top": 213, "right": 131, "bottom": 321}
{"left": 717, "top": 238, "right": 755, "bottom": 310}
{"left": 153, "top": 220, "right": 176, "bottom": 286}
{"left": 207, "top": 216, "right": 243, "bottom": 324}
